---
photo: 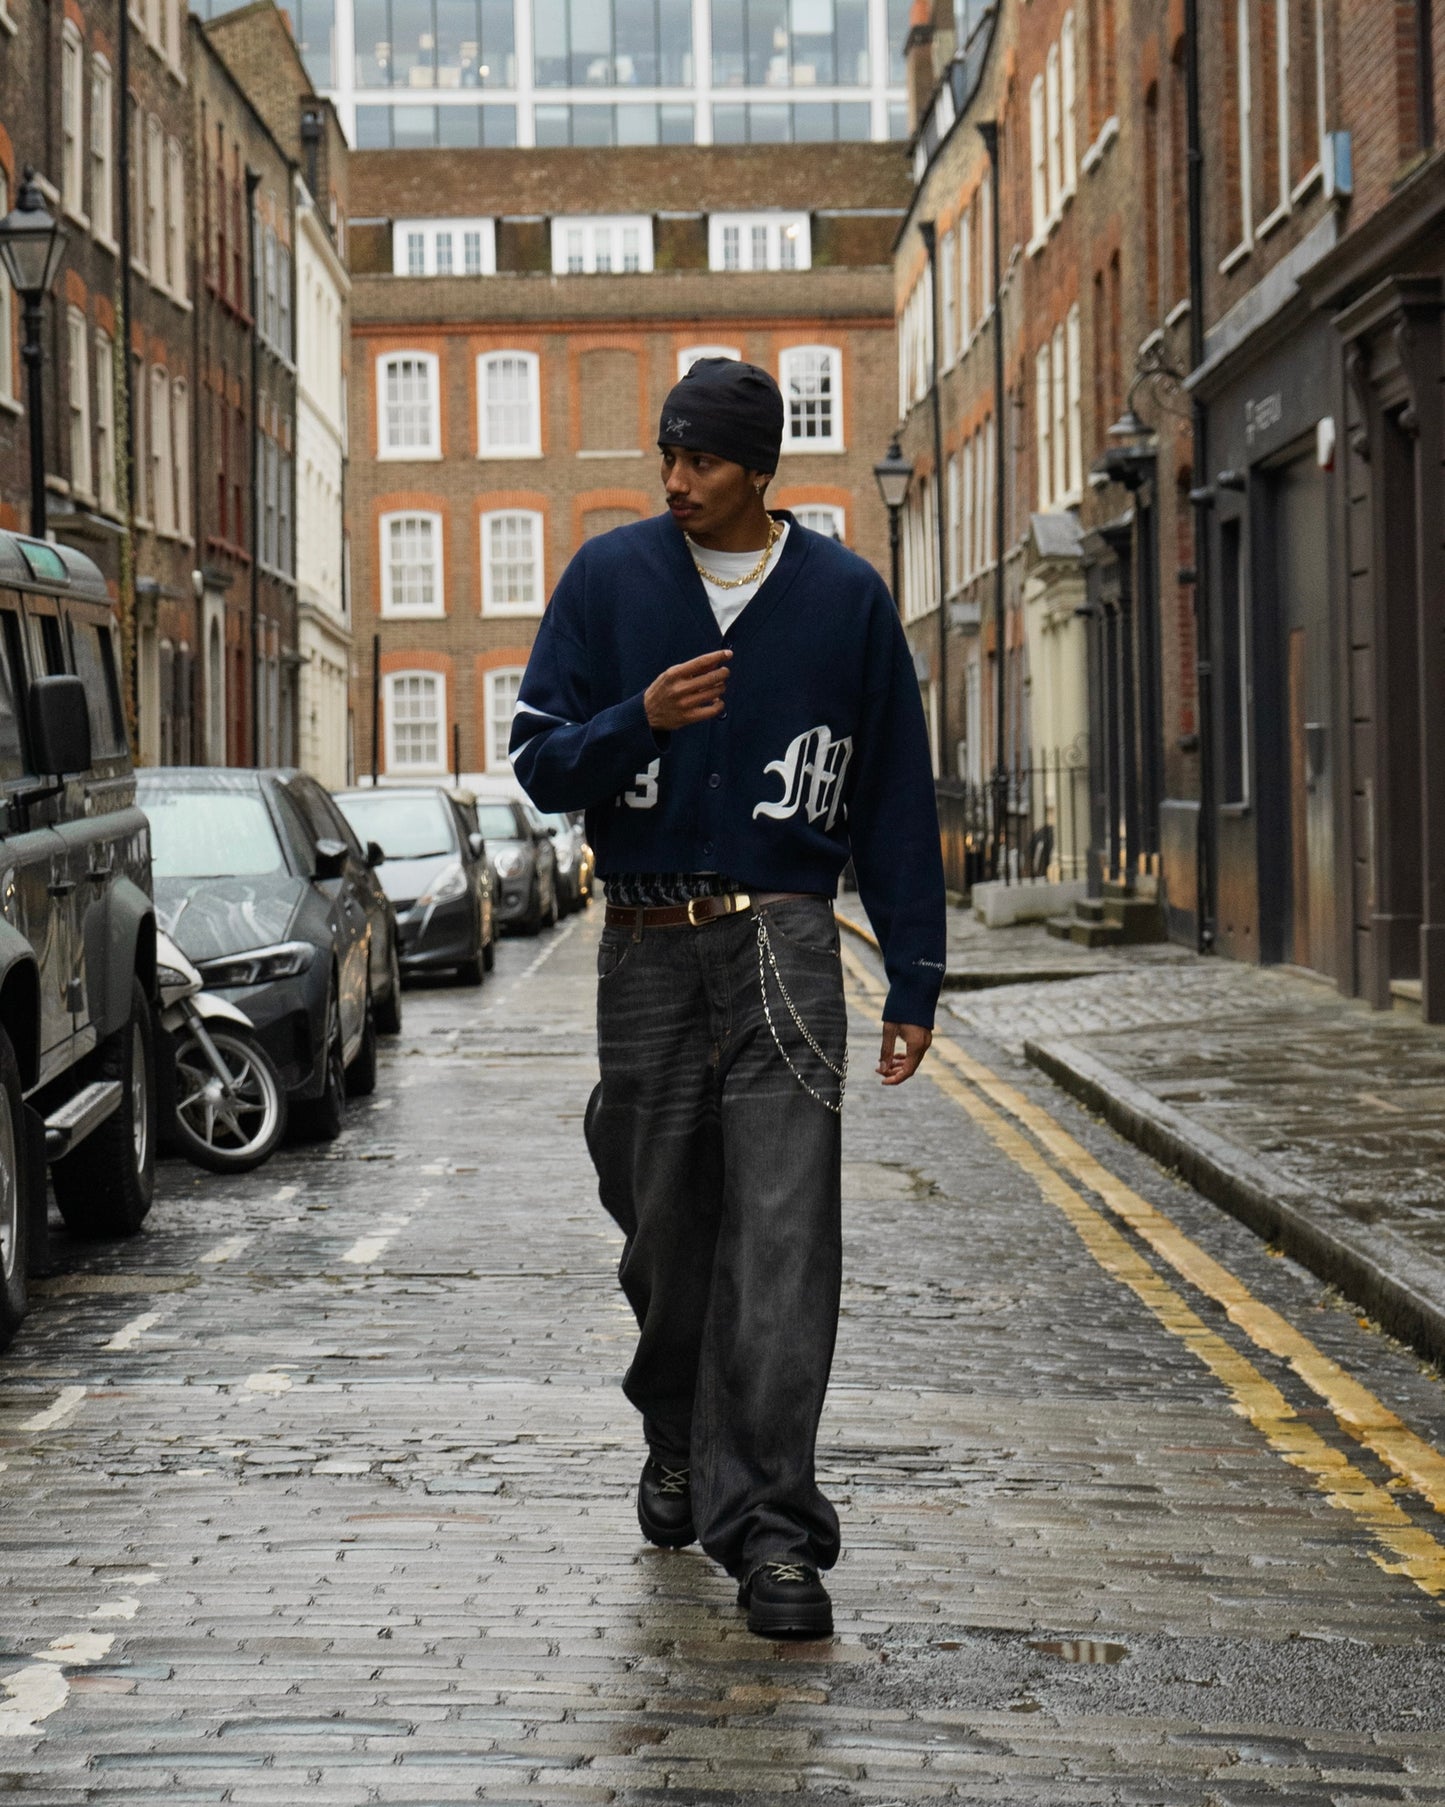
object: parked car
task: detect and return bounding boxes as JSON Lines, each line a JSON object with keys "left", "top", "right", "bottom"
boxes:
{"left": 536, "top": 810, "right": 594, "bottom": 914}
{"left": 0, "top": 532, "right": 160, "bottom": 1352}
{"left": 137, "top": 768, "right": 402, "bottom": 1141}
{"left": 334, "top": 785, "right": 496, "bottom": 984}
{"left": 474, "top": 798, "right": 559, "bottom": 935}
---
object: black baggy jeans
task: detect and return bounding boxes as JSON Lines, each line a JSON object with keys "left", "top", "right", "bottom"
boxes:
{"left": 586, "top": 897, "right": 847, "bottom": 1580}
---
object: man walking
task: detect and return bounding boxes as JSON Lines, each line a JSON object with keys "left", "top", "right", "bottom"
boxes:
{"left": 512, "top": 358, "right": 945, "bottom": 1639}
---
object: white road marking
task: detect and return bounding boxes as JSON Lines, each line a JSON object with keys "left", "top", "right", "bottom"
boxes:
{"left": 0, "top": 1630, "right": 118, "bottom": 1737}
{"left": 199, "top": 1234, "right": 253, "bottom": 1266}
{"left": 519, "top": 913, "right": 581, "bottom": 980}
{"left": 272, "top": 1184, "right": 299, "bottom": 1202}
{"left": 340, "top": 1210, "right": 413, "bottom": 1265}
{"left": 89, "top": 1597, "right": 140, "bottom": 1621}
{"left": 242, "top": 1371, "right": 294, "bottom": 1396}
{"left": 102, "top": 1311, "right": 161, "bottom": 1352}
{"left": 20, "top": 1387, "right": 86, "bottom": 1432}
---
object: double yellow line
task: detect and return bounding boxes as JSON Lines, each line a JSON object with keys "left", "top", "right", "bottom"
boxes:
{"left": 838, "top": 933, "right": 1445, "bottom": 1600}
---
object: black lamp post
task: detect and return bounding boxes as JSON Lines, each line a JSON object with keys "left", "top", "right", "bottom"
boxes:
{"left": 873, "top": 436, "right": 912, "bottom": 608}
{"left": 0, "top": 170, "right": 69, "bottom": 540}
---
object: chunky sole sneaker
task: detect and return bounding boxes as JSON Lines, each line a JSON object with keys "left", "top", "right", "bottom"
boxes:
{"left": 637, "top": 1455, "right": 696, "bottom": 1548}
{"left": 738, "top": 1561, "right": 833, "bottom": 1640}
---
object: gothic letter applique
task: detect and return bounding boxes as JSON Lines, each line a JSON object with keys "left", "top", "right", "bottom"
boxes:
{"left": 752, "top": 726, "right": 853, "bottom": 831}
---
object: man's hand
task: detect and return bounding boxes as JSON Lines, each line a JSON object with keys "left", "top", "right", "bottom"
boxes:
{"left": 877, "top": 1022, "right": 932, "bottom": 1086}
{"left": 644, "top": 650, "right": 732, "bottom": 731}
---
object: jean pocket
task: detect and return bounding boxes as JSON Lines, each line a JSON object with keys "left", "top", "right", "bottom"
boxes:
{"left": 759, "top": 898, "right": 840, "bottom": 959}
{"left": 597, "top": 933, "right": 633, "bottom": 980}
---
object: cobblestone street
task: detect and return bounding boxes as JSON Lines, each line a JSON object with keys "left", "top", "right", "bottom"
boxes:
{"left": 5, "top": 908, "right": 1445, "bottom": 1803}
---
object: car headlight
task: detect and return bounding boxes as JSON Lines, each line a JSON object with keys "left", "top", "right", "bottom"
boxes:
{"left": 494, "top": 849, "right": 525, "bottom": 880}
{"left": 156, "top": 962, "right": 193, "bottom": 993}
{"left": 418, "top": 862, "right": 467, "bottom": 906}
{"left": 197, "top": 940, "right": 316, "bottom": 988}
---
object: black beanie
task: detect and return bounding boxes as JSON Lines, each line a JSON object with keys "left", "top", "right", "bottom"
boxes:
{"left": 657, "top": 358, "right": 785, "bottom": 474}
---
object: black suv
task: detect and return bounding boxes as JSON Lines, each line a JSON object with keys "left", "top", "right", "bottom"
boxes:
{"left": 0, "top": 531, "right": 157, "bottom": 1352}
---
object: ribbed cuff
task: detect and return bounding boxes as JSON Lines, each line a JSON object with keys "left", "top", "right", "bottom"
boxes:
{"left": 882, "top": 972, "right": 941, "bottom": 1032}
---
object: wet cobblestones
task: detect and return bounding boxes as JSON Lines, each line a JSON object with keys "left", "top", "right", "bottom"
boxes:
{"left": 1, "top": 908, "right": 1444, "bottom": 1800}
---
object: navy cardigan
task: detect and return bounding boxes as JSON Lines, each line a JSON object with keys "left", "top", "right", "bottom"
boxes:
{"left": 511, "top": 512, "right": 946, "bottom": 1028}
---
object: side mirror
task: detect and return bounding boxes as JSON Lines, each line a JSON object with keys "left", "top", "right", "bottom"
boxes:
{"left": 27, "top": 675, "right": 91, "bottom": 776}
{"left": 468, "top": 831, "right": 485, "bottom": 859}
{"left": 366, "top": 840, "right": 385, "bottom": 868}
{"left": 314, "top": 837, "right": 349, "bottom": 881}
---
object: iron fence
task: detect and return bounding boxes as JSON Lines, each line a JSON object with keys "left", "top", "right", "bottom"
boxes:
{"left": 935, "top": 743, "right": 1090, "bottom": 895}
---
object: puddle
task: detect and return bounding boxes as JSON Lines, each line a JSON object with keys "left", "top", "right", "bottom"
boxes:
{"left": 1028, "top": 1638, "right": 1129, "bottom": 1665}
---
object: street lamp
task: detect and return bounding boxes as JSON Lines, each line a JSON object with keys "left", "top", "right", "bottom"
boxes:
{"left": 0, "top": 170, "right": 69, "bottom": 540}
{"left": 873, "top": 436, "right": 912, "bottom": 608}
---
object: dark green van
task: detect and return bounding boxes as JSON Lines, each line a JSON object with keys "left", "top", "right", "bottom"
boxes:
{"left": 0, "top": 530, "right": 157, "bottom": 1352}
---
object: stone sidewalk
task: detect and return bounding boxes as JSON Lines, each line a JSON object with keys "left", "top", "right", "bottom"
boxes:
{"left": 840, "top": 899, "right": 1445, "bottom": 1368}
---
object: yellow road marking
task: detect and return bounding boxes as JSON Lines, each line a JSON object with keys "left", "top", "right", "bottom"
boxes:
{"left": 838, "top": 940, "right": 1445, "bottom": 1598}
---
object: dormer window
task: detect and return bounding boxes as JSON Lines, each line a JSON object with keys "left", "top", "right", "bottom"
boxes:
{"left": 709, "top": 213, "right": 811, "bottom": 272}
{"left": 392, "top": 218, "right": 497, "bottom": 277}
{"left": 550, "top": 215, "right": 654, "bottom": 274}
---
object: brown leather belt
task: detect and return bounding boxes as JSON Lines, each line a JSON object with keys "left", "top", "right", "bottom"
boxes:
{"left": 604, "top": 890, "right": 821, "bottom": 930}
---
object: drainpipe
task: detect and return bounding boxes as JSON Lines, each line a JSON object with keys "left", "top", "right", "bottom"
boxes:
{"left": 246, "top": 167, "right": 261, "bottom": 767}
{"left": 919, "top": 220, "right": 949, "bottom": 776}
{"left": 1184, "top": 0, "right": 1216, "bottom": 951}
{"left": 979, "top": 120, "right": 1008, "bottom": 876}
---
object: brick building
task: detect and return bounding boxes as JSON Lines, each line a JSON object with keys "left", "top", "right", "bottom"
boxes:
{"left": 348, "top": 140, "right": 908, "bottom": 785}
{"left": 206, "top": 1, "right": 353, "bottom": 784}
{"left": 895, "top": 0, "right": 1445, "bottom": 1023}
{"left": 0, "top": 0, "right": 195, "bottom": 735}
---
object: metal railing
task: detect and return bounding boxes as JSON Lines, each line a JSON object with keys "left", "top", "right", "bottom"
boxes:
{"left": 936, "top": 742, "right": 1090, "bottom": 895}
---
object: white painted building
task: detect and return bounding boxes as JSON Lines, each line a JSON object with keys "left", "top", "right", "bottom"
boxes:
{"left": 295, "top": 175, "right": 353, "bottom": 786}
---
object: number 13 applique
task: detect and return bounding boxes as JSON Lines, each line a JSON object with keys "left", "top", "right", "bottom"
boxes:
{"left": 621, "top": 759, "right": 660, "bottom": 809}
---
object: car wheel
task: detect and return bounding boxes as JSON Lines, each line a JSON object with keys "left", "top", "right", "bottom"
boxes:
{"left": 376, "top": 934, "right": 403, "bottom": 1036}
{"left": 345, "top": 987, "right": 378, "bottom": 1098}
{"left": 545, "top": 879, "right": 560, "bottom": 929}
{"left": 0, "top": 1026, "right": 30, "bottom": 1354}
{"left": 482, "top": 928, "right": 496, "bottom": 972}
{"left": 296, "top": 979, "right": 346, "bottom": 1142}
{"left": 521, "top": 879, "right": 544, "bottom": 938}
{"left": 52, "top": 978, "right": 157, "bottom": 1240}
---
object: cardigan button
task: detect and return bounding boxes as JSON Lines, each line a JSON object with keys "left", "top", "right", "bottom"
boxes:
{"left": 707, "top": 773, "right": 721, "bottom": 789}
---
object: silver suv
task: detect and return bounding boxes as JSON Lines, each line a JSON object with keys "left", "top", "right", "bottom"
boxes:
{"left": 0, "top": 532, "right": 157, "bottom": 1352}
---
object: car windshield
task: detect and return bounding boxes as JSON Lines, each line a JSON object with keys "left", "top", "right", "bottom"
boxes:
{"left": 144, "top": 790, "right": 287, "bottom": 880}
{"left": 338, "top": 792, "right": 454, "bottom": 861}
{"left": 474, "top": 804, "right": 521, "bottom": 840}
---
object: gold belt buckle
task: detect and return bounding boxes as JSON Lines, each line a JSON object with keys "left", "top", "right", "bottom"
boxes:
{"left": 686, "top": 896, "right": 710, "bottom": 926}
{"left": 687, "top": 892, "right": 750, "bottom": 925}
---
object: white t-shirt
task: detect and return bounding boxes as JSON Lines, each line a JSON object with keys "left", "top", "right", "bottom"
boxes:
{"left": 686, "top": 523, "right": 790, "bottom": 636}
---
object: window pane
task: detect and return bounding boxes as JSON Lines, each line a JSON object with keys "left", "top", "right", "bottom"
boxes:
{"left": 355, "top": 105, "right": 393, "bottom": 146}
{"left": 393, "top": 0, "right": 434, "bottom": 87}
{"left": 572, "top": 104, "right": 615, "bottom": 144}
{"left": 712, "top": 103, "right": 747, "bottom": 142}
{"left": 616, "top": 102, "right": 658, "bottom": 143}
{"left": 835, "top": 99, "right": 871, "bottom": 138}
{"left": 354, "top": 0, "right": 390, "bottom": 84}
{"left": 293, "top": 0, "right": 335, "bottom": 85}
{"left": 887, "top": 0, "right": 910, "bottom": 82}
{"left": 484, "top": 354, "right": 534, "bottom": 448}
{"left": 749, "top": 103, "right": 790, "bottom": 142}
{"left": 784, "top": 348, "right": 836, "bottom": 442}
{"left": 535, "top": 104, "right": 570, "bottom": 144}
{"left": 438, "top": 104, "right": 482, "bottom": 144}
{"left": 70, "top": 620, "right": 126, "bottom": 757}
{"left": 393, "top": 104, "right": 438, "bottom": 145}
{"left": 659, "top": 103, "right": 695, "bottom": 142}
{"left": 790, "top": 0, "right": 835, "bottom": 84}
{"left": 489, "top": 670, "right": 522, "bottom": 767}
{"left": 486, "top": 514, "right": 539, "bottom": 607}
{"left": 835, "top": 0, "right": 868, "bottom": 83}
{"left": 479, "top": 0, "right": 513, "bottom": 82}
{"left": 390, "top": 674, "right": 441, "bottom": 769}
{"left": 482, "top": 103, "right": 517, "bottom": 143}
{"left": 658, "top": 0, "right": 692, "bottom": 83}
{"left": 749, "top": 0, "right": 787, "bottom": 84}
{"left": 385, "top": 356, "right": 434, "bottom": 449}
{"left": 435, "top": 0, "right": 480, "bottom": 87}
{"left": 615, "top": 0, "right": 657, "bottom": 83}
{"left": 711, "top": 0, "right": 744, "bottom": 84}
{"left": 569, "top": 0, "right": 611, "bottom": 83}
{"left": 387, "top": 515, "right": 437, "bottom": 609}
{"left": 793, "top": 102, "right": 835, "bottom": 140}
{"left": 533, "top": 0, "right": 568, "bottom": 83}
{"left": 464, "top": 229, "right": 483, "bottom": 272}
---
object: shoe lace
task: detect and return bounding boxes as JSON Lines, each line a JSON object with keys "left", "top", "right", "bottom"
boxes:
{"left": 655, "top": 1464, "right": 690, "bottom": 1496}
{"left": 761, "top": 1561, "right": 811, "bottom": 1585}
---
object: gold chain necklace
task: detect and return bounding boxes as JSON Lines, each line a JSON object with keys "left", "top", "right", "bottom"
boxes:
{"left": 688, "top": 517, "right": 782, "bottom": 591}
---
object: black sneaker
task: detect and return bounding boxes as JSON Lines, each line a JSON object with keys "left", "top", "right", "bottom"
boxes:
{"left": 637, "top": 1455, "right": 695, "bottom": 1548}
{"left": 737, "top": 1560, "right": 833, "bottom": 1640}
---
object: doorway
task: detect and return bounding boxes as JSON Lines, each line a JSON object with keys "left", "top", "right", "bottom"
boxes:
{"left": 1256, "top": 449, "right": 1335, "bottom": 974}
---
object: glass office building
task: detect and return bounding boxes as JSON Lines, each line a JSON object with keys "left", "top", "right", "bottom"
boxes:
{"left": 193, "top": 0, "right": 913, "bottom": 148}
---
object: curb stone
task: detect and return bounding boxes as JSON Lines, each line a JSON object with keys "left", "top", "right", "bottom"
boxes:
{"left": 1024, "top": 1034, "right": 1445, "bottom": 1371}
